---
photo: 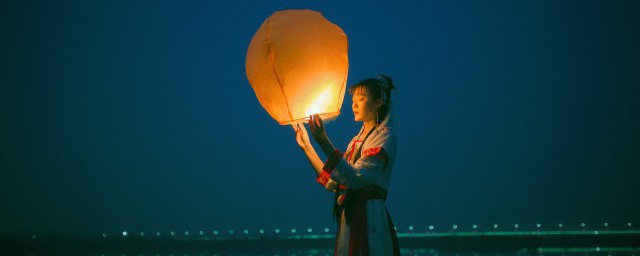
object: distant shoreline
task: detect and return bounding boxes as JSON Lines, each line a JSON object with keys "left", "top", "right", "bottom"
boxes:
{"left": 2, "top": 230, "right": 639, "bottom": 254}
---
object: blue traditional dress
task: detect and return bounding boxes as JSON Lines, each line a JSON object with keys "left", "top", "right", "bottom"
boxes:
{"left": 316, "top": 124, "right": 400, "bottom": 255}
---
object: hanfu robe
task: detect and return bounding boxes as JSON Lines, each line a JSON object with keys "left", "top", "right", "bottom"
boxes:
{"left": 315, "top": 124, "right": 400, "bottom": 256}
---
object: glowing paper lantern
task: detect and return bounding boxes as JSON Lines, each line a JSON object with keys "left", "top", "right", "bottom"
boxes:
{"left": 246, "top": 10, "right": 349, "bottom": 125}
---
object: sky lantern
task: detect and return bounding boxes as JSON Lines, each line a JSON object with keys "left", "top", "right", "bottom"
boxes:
{"left": 245, "top": 10, "right": 349, "bottom": 125}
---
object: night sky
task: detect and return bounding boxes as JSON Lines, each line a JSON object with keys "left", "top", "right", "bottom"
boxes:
{"left": 2, "top": 1, "right": 639, "bottom": 236}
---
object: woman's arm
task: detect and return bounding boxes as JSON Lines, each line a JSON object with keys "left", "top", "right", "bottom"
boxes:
{"left": 293, "top": 117, "right": 341, "bottom": 191}
{"left": 293, "top": 123, "right": 324, "bottom": 177}
{"left": 329, "top": 152, "right": 387, "bottom": 188}
{"left": 320, "top": 127, "right": 395, "bottom": 189}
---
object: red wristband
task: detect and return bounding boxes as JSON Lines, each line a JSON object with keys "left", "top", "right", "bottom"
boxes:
{"left": 315, "top": 171, "right": 332, "bottom": 186}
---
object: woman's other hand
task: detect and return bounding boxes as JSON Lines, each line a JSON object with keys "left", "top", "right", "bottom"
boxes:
{"left": 309, "top": 114, "right": 328, "bottom": 144}
{"left": 325, "top": 178, "right": 338, "bottom": 192}
{"left": 293, "top": 123, "right": 312, "bottom": 151}
{"left": 309, "top": 114, "right": 337, "bottom": 157}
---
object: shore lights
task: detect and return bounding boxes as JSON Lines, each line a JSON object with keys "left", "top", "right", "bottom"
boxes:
{"left": 245, "top": 10, "right": 349, "bottom": 125}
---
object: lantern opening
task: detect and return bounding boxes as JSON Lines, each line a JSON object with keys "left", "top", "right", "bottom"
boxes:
{"left": 304, "top": 86, "right": 333, "bottom": 117}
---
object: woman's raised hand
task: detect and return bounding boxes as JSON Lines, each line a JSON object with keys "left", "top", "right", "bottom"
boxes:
{"left": 293, "top": 123, "right": 312, "bottom": 151}
{"left": 309, "top": 114, "right": 328, "bottom": 144}
{"left": 293, "top": 115, "right": 335, "bottom": 157}
{"left": 297, "top": 114, "right": 336, "bottom": 159}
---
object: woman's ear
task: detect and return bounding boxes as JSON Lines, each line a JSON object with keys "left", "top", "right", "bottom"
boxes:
{"left": 375, "top": 98, "right": 383, "bottom": 108}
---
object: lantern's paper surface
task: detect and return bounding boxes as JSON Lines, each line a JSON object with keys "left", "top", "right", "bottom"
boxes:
{"left": 246, "top": 10, "right": 349, "bottom": 125}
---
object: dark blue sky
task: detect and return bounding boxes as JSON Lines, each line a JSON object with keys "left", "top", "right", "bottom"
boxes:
{"left": 1, "top": 0, "right": 639, "bottom": 235}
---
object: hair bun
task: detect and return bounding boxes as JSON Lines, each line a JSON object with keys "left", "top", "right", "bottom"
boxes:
{"left": 376, "top": 74, "right": 395, "bottom": 91}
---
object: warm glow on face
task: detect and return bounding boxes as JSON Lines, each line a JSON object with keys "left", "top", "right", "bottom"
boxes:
{"left": 351, "top": 86, "right": 378, "bottom": 122}
{"left": 304, "top": 86, "right": 333, "bottom": 117}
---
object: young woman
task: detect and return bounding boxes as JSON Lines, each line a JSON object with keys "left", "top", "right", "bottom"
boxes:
{"left": 293, "top": 75, "right": 400, "bottom": 255}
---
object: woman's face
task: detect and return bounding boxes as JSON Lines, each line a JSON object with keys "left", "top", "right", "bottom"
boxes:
{"left": 351, "top": 87, "right": 381, "bottom": 122}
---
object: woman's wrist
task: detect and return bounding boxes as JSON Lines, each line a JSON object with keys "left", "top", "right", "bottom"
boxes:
{"left": 301, "top": 143, "right": 315, "bottom": 154}
{"left": 319, "top": 138, "right": 336, "bottom": 158}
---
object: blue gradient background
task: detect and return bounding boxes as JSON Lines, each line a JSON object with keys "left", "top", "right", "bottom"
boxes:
{"left": 1, "top": 0, "right": 639, "bottom": 235}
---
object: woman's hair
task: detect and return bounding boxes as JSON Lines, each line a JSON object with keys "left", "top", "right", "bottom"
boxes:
{"left": 348, "top": 74, "right": 396, "bottom": 126}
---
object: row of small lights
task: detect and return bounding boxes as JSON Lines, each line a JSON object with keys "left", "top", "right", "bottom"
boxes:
{"left": 106, "top": 227, "right": 332, "bottom": 238}
{"left": 101, "top": 222, "right": 633, "bottom": 238}
{"left": 411, "top": 222, "right": 633, "bottom": 232}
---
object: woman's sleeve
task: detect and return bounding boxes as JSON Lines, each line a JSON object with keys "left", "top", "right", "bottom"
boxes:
{"left": 315, "top": 150, "right": 344, "bottom": 189}
{"left": 318, "top": 131, "right": 395, "bottom": 189}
